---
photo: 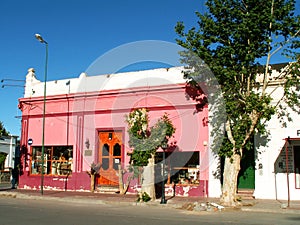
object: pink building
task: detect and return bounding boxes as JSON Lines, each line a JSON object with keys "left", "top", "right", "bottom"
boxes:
{"left": 18, "top": 67, "right": 212, "bottom": 197}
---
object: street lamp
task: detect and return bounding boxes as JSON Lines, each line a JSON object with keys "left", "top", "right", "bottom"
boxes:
{"left": 160, "top": 143, "right": 167, "bottom": 204}
{"left": 35, "top": 33, "right": 48, "bottom": 195}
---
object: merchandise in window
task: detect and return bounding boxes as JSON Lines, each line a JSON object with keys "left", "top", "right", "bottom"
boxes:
{"left": 31, "top": 146, "right": 73, "bottom": 176}
{"left": 155, "top": 151, "right": 200, "bottom": 185}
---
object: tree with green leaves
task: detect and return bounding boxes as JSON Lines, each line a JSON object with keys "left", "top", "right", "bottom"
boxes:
{"left": 126, "top": 108, "right": 175, "bottom": 201}
{"left": 0, "top": 121, "right": 10, "bottom": 169}
{"left": 0, "top": 121, "right": 9, "bottom": 137}
{"left": 175, "top": 0, "right": 300, "bottom": 206}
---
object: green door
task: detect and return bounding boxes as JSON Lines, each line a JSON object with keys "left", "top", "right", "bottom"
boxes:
{"left": 238, "top": 149, "right": 255, "bottom": 189}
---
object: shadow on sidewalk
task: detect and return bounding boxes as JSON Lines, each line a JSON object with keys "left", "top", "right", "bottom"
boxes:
{"left": 0, "top": 187, "right": 12, "bottom": 191}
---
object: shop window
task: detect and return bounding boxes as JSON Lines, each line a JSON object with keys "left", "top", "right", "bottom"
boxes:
{"left": 155, "top": 151, "right": 200, "bottom": 185}
{"left": 294, "top": 146, "right": 300, "bottom": 189}
{"left": 31, "top": 146, "right": 73, "bottom": 176}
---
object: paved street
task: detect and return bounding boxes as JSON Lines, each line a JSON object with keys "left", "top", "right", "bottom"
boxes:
{"left": 1, "top": 197, "right": 300, "bottom": 225}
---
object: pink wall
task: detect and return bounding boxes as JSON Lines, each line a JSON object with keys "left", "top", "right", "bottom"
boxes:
{"left": 18, "top": 83, "right": 209, "bottom": 196}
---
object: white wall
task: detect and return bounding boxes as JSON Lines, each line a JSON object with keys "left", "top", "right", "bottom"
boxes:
{"left": 254, "top": 109, "right": 300, "bottom": 200}
{"left": 0, "top": 136, "right": 18, "bottom": 170}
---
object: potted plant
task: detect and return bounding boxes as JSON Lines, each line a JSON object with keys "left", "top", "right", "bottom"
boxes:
{"left": 87, "top": 162, "right": 101, "bottom": 192}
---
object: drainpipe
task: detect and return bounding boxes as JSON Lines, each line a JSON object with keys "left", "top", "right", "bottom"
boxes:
{"left": 285, "top": 137, "right": 290, "bottom": 208}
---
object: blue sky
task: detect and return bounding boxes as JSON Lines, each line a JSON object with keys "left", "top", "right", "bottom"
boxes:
{"left": 0, "top": 0, "right": 299, "bottom": 137}
{"left": 0, "top": 0, "right": 203, "bottom": 136}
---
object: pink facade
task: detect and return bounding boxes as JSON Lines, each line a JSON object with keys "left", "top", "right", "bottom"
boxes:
{"left": 18, "top": 68, "right": 209, "bottom": 197}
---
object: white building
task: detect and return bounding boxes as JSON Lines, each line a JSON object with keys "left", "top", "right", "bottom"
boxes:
{"left": 0, "top": 135, "right": 18, "bottom": 170}
{"left": 254, "top": 63, "right": 300, "bottom": 200}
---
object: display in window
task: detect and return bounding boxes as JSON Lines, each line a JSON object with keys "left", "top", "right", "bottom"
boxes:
{"left": 155, "top": 151, "right": 200, "bottom": 185}
{"left": 31, "top": 146, "right": 73, "bottom": 176}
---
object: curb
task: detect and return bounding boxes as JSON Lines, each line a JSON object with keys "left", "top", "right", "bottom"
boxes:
{"left": 1, "top": 190, "right": 300, "bottom": 214}
{"left": 0, "top": 191, "right": 180, "bottom": 208}
{"left": 241, "top": 206, "right": 300, "bottom": 214}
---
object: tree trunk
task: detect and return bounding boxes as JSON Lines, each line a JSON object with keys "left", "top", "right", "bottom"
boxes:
{"left": 220, "top": 153, "right": 241, "bottom": 207}
{"left": 141, "top": 154, "right": 156, "bottom": 200}
{"left": 118, "top": 164, "right": 132, "bottom": 195}
{"left": 118, "top": 165, "right": 124, "bottom": 193}
{"left": 90, "top": 174, "right": 95, "bottom": 193}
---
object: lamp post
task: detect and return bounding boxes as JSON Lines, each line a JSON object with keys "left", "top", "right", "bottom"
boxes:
{"left": 35, "top": 33, "right": 48, "bottom": 195}
{"left": 160, "top": 143, "right": 167, "bottom": 204}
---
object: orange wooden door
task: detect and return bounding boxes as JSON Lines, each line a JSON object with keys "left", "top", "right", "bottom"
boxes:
{"left": 97, "top": 131, "right": 122, "bottom": 186}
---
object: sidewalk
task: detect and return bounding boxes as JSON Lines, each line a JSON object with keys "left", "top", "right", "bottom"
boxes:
{"left": 1, "top": 186, "right": 300, "bottom": 214}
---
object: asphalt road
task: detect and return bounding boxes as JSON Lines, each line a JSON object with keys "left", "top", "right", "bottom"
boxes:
{"left": 0, "top": 197, "right": 299, "bottom": 225}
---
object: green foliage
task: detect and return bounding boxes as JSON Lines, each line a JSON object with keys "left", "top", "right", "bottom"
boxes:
{"left": 0, "top": 152, "right": 7, "bottom": 169}
{"left": 0, "top": 121, "right": 9, "bottom": 137}
{"left": 175, "top": 0, "right": 300, "bottom": 157}
{"left": 126, "top": 109, "right": 176, "bottom": 170}
{"left": 126, "top": 108, "right": 149, "bottom": 140}
{"left": 0, "top": 121, "right": 10, "bottom": 169}
{"left": 137, "top": 191, "right": 151, "bottom": 202}
{"left": 278, "top": 62, "right": 300, "bottom": 126}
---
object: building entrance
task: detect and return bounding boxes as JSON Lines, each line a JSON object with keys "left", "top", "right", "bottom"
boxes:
{"left": 97, "top": 131, "right": 122, "bottom": 186}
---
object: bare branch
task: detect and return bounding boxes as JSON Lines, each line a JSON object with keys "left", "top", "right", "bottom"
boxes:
{"left": 225, "top": 119, "right": 235, "bottom": 146}
{"left": 270, "top": 29, "right": 300, "bottom": 57}
{"left": 262, "top": 0, "right": 274, "bottom": 95}
{"left": 243, "top": 110, "right": 260, "bottom": 146}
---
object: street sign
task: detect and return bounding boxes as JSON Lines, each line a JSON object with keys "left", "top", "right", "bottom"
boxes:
{"left": 28, "top": 138, "right": 33, "bottom": 146}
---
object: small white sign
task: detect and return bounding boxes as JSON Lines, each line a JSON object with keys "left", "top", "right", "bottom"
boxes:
{"left": 28, "top": 138, "right": 33, "bottom": 146}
